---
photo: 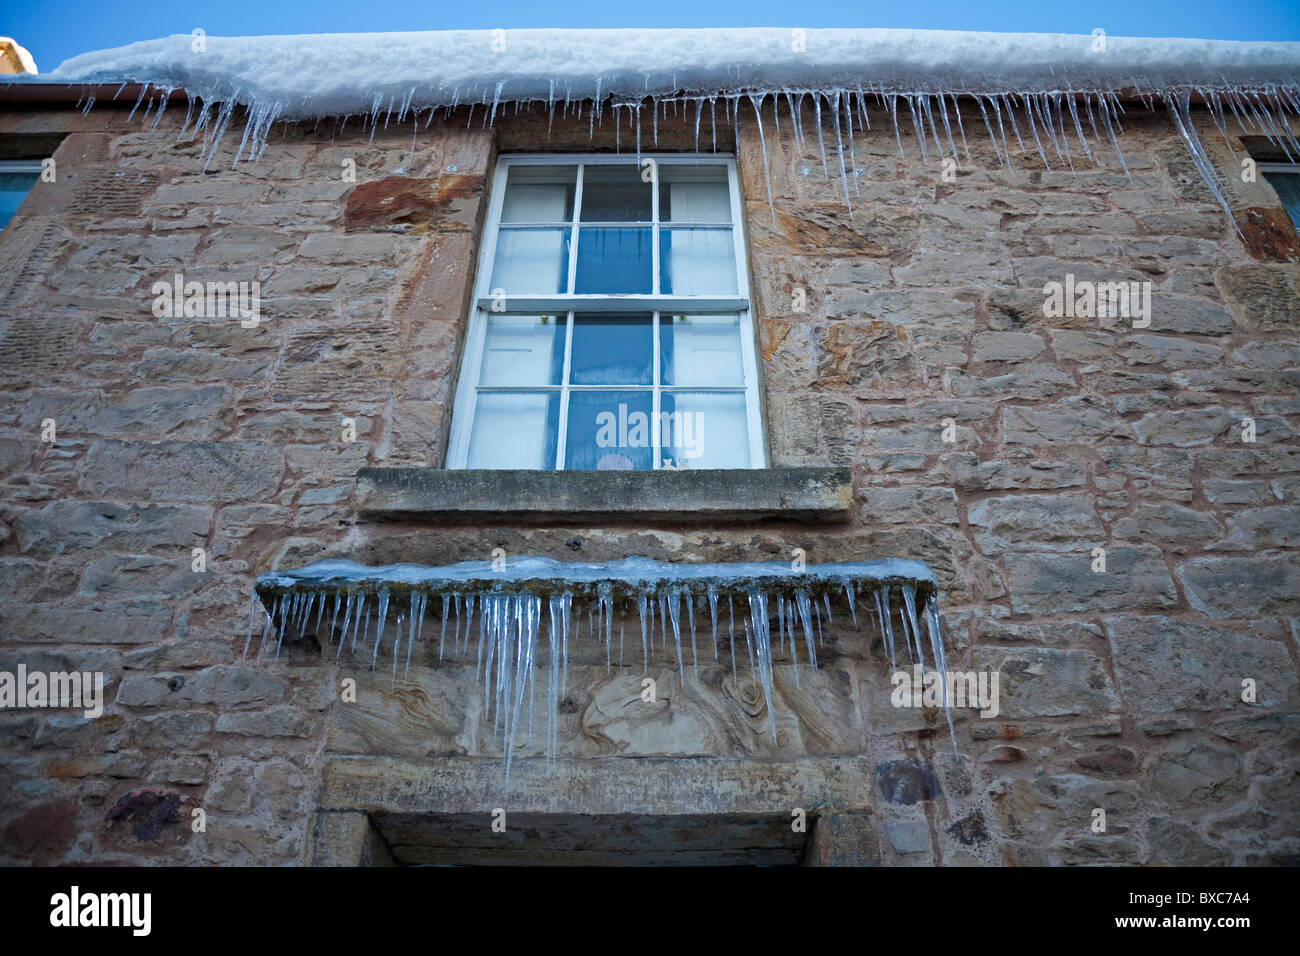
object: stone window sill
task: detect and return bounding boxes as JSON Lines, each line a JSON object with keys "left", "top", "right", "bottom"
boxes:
{"left": 355, "top": 467, "right": 853, "bottom": 522}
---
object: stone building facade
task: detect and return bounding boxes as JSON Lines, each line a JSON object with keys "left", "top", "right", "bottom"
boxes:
{"left": 0, "top": 84, "right": 1297, "bottom": 866}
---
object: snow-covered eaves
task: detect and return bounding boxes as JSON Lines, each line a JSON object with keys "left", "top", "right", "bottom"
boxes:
{"left": 6, "top": 28, "right": 1299, "bottom": 120}
{"left": 1, "top": 29, "right": 1296, "bottom": 228}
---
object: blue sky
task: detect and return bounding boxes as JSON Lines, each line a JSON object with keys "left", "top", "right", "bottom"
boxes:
{"left": 6, "top": 0, "right": 1299, "bottom": 73}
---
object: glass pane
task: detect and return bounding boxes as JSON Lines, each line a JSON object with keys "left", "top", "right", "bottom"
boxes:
{"left": 467, "top": 392, "right": 560, "bottom": 469}
{"left": 570, "top": 313, "right": 652, "bottom": 385}
{"left": 490, "top": 228, "right": 569, "bottom": 295}
{"left": 580, "top": 165, "right": 651, "bottom": 222}
{"left": 0, "top": 172, "right": 38, "bottom": 231}
{"left": 660, "top": 314, "right": 744, "bottom": 386}
{"left": 659, "top": 391, "right": 750, "bottom": 469}
{"left": 1264, "top": 171, "right": 1300, "bottom": 231}
{"left": 659, "top": 165, "right": 730, "bottom": 222}
{"left": 564, "top": 390, "right": 654, "bottom": 471}
{"left": 500, "top": 166, "right": 576, "bottom": 223}
{"left": 575, "top": 227, "right": 652, "bottom": 294}
{"left": 479, "top": 314, "right": 566, "bottom": 386}
{"left": 659, "top": 228, "right": 737, "bottom": 295}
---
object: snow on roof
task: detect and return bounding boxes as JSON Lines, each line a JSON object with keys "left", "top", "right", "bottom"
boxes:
{"left": 2, "top": 29, "right": 1297, "bottom": 224}
{"left": 23, "top": 28, "right": 1300, "bottom": 119}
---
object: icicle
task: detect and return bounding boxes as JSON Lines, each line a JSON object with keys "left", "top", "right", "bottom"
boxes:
{"left": 747, "top": 93, "right": 777, "bottom": 225}
{"left": 666, "top": 587, "right": 685, "bottom": 682}
{"left": 843, "top": 583, "right": 857, "bottom": 628}
{"left": 329, "top": 593, "right": 341, "bottom": 647}
{"left": 794, "top": 590, "right": 818, "bottom": 670}
{"left": 900, "top": 585, "right": 926, "bottom": 674}
{"left": 683, "top": 586, "right": 698, "bottom": 678}
{"left": 1166, "top": 88, "right": 1238, "bottom": 231}
{"left": 746, "top": 592, "right": 778, "bottom": 743}
{"left": 369, "top": 589, "right": 389, "bottom": 670}
{"left": 636, "top": 593, "right": 649, "bottom": 673}
{"left": 813, "top": 94, "right": 830, "bottom": 175}
{"left": 352, "top": 593, "right": 366, "bottom": 653}
{"left": 926, "top": 595, "right": 958, "bottom": 754}
{"left": 727, "top": 594, "right": 737, "bottom": 682}
{"left": 242, "top": 593, "right": 260, "bottom": 659}
{"left": 830, "top": 91, "right": 853, "bottom": 216}
{"left": 707, "top": 586, "right": 719, "bottom": 661}
{"left": 875, "top": 587, "right": 897, "bottom": 672}
{"left": 336, "top": 594, "right": 354, "bottom": 661}
{"left": 976, "top": 95, "right": 1005, "bottom": 168}
{"left": 905, "top": 94, "right": 928, "bottom": 162}
{"left": 888, "top": 93, "right": 905, "bottom": 158}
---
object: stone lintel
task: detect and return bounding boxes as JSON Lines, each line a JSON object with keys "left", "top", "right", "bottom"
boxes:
{"left": 320, "top": 755, "right": 874, "bottom": 816}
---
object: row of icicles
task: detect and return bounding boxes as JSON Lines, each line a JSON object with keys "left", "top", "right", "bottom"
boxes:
{"left": 244, "top": 582, "right": 956, "bottom": 777}
{"left": 82, "top": 79, "right": 1300, "bottom": 228}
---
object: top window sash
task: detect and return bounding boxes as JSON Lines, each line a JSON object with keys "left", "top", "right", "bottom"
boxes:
{"left": 475, "top": 153, "right": 749, "bottom": 308}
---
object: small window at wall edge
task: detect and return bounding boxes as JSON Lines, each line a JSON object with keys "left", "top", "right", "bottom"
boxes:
{"left": 446, "top": 153, "right": 767, "bottom": 472}
{"left": 0, "top": 159, "right": 45, "bottom": 232}
{"left": 1258, "top": 162, "right": 1300, "bottom": 233}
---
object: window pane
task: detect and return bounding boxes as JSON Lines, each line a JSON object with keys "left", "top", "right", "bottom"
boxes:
{"left": 1264, "top": 171, "right": 1300, "bottom": 231}
{"left": 467, "top": 392, "right": 560, "bottom": 469}
{"left": 0, "top": 172, "right": 38, "bottom": 231}
{"left": 580, "top": 165, "right": 651, "bottom": 222}
{"left": 659, "top": 165, "right": 730, "bottom": 222}
{"left": 659, "top": 391, "right": 750, "bottom": 469}
{"left": 565, "top": 390, "right": 654, "bottom": 471}
{"left": 660, "top": 228, "right": 737, "bottom": 295}
{"left": 575, "top": 227, "right": 652, "bottom": 294}
{"left": 569, "top": 313, "right": 652, "bottom": 385}
{"left": 661, "top": 314, "right": 744, "bottom": 386}
{"left": 500, "top": 166, "right": 576, "bottom": 223}
{"left": 479, "top": 314, "right": 565, "bottom": 386}
{"left": 490, "top": 228, "right": 569, "bottom": 295}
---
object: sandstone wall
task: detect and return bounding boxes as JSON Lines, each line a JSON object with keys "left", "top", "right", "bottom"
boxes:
{"left": 0, "top": 97, "right": 1296, "bottom": 865}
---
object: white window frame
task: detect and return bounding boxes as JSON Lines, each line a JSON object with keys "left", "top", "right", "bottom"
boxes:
{"left": 446, "top": 153, "right": 767, "bottom": 470}
{"left": 0, "top": 159, "right": 45, "bottom": 233}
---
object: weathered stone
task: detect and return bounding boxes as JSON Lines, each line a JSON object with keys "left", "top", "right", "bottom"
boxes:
{"left": 940, "top": 456, "right": 1086, "bottom": 491}
{"left": 79, "top": 554, "right": 211, "bottom": 599}
{"left": 971, "top": 647, "right": 1120, "bottom": 718}
{"left": 1149, "top": 738, "right": 1245, "bottom": 810}
{"left": 967, "top": 494, "right": 1102, "bottom": 553}
{"left": 100, "top": 788, "right": 200, "bottom": 850}
{"left": 1074, "top": 745, "right": 1137, "bottom": 776}
{"left": 177, "top": 666, "right": 289, "bottom": 707}
{"left": 215, "top": 707, "right": 313, "bottom": 738}
{"left": 0, "top": 602, "right": 172, "bottom": 644}
{"left": 89, "top": 386, "right": 233, "bottom": 439}
{"left": 1003, "top": 399, "right": 1131, "bottom": 444}
{"left": 1105, "top": 615, "right": 1297, "bottom": 713}
{"left": 1133, "top": 406, "right": 1234, "bottom": 446}
{"left": 14, "top": 501, "right": 213, "bottom": 558}
{"left": 876, "top": 760, "right": 941, "bottom": 805}
{"left": 1003, "top": 547, "right": 1178, "bottom": 613}
{"left": 131, "top": 712, "right": 215, "bottom": 749}
{"left": 885, "top": 819, "right": 931, "bottom": 854}
{"left": 1214, "top": 263, "right": 1300, "bottom": 330}
{"left": 1112, "top": 502, "right": 1221, "bottom": 550}
{"left": 1177, "top": 557, "right": 1300, "bottom": 619}
{"left": 860, "top": 485, "right": 958, "bottom": 524}
{"left": 78, "top": 440, "right": 285, "bottom": 502}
